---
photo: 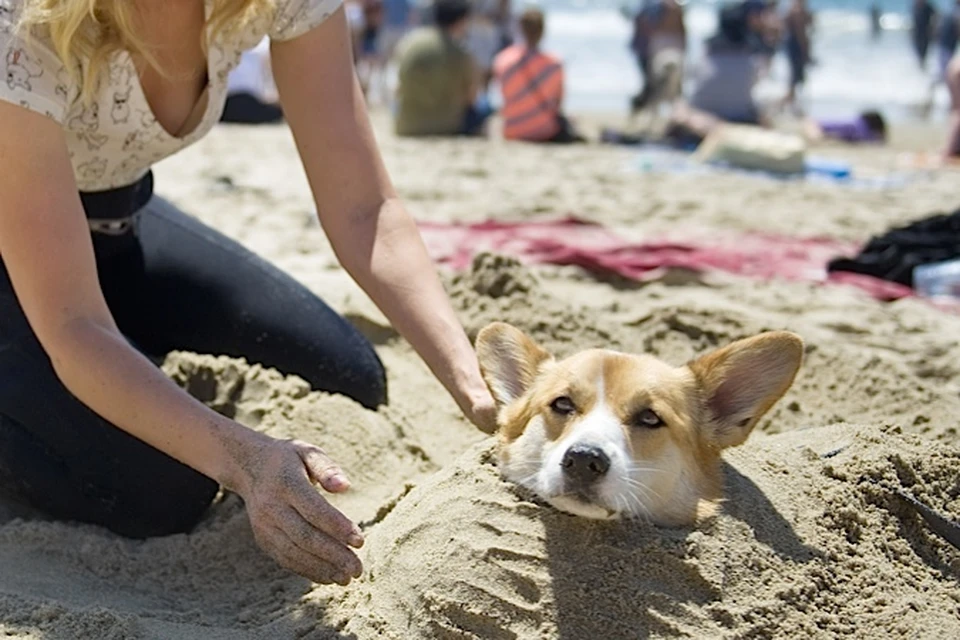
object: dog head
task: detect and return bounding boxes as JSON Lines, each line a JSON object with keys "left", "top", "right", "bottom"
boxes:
{"left": 476, "top": 322, "right": 803, "bottom": 524}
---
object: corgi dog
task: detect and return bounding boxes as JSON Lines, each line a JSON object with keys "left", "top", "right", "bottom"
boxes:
{"left": 475, "top": 322, "right": 803, "bottom": 524}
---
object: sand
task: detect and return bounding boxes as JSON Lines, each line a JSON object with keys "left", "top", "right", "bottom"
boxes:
{"left": 1, "top": 113, "right": 959, "bottom": 639}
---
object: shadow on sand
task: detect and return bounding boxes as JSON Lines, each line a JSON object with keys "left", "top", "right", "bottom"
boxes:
{"left": 541, "top": 460, "right": 819, "bottom": 639}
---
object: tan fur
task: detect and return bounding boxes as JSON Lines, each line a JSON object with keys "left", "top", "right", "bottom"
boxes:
{"left": 475, "top": 323, "right": 803, "bottom": 525}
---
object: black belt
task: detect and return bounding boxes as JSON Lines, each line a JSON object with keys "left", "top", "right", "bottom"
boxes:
{"left": 79, "top": 171, "right": 154, "bottom": 235}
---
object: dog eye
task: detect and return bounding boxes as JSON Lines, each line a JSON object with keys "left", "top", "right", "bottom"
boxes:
{"left": 549, "top": 396, "right": 576, "bottom": 415}
{"left": 632, "top": 408, "right": 664, "bottom": 429}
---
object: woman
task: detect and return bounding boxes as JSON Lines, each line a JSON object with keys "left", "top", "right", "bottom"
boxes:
{"left": 687, "top": 2, "right": 766, "bottom": 127}
{"left": 0, "top": 0, "right": 495, "bottom": 587}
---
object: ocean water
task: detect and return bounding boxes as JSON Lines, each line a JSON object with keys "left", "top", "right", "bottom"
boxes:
{"left": 536, "top": 0, "right": 954, "bottom": 120}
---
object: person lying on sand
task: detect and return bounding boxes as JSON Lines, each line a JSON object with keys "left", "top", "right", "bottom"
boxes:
{"left": 0, "top": 0, "right": 495, "bottom": 587}
{"left": 803, "top": 111, "right": 888, "bottom": 144}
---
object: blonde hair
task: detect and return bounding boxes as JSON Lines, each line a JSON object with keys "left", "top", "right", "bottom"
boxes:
{"left": 17, "top": 0, "right": 276, "bottom": 103}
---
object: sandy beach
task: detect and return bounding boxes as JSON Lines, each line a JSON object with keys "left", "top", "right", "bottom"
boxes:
{"left": 2, "top": 111, "right": 959, "bottom": 639}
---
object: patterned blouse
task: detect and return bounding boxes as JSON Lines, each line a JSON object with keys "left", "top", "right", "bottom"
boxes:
{"left": 0, "top": 0, "right": 342, "bottom": 191}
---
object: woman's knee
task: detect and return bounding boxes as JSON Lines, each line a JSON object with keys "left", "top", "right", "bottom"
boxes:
{"left": 352, "top": 342, "right": 388, "bottom": 409}
{"left": 106, "top": 465, "right": 219, "bottom": 539}
{"left": 0, "top": 411, "right": 218, "bottom": 539}
{"left": 313, "top": 336, "right": 387, "bottom": 410}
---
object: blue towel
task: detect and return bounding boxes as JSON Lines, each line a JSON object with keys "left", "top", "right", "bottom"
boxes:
{"left": 633, "top": 148, "right": 920, "bottom": 190}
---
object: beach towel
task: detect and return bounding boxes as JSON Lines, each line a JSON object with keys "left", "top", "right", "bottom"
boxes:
{"left": 633, "top": 147, "right": 920, "bottom": 190}
{"left": 417, "top": 216, "right": 915, "bottom": 301}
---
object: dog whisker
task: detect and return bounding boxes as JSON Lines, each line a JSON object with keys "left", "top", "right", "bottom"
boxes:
{"left": 622, "top": 465, "right": 670, "bottom": 475}
{"left": 625, "top": 492, "right": 652, "bottom": 525}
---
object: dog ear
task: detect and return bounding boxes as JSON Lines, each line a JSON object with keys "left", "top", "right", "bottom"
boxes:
{"left": 475, "top": 323, "right": 553, "bottom": 407}
{"left": 688, "top": 331, "right": 803, "bottom": 449}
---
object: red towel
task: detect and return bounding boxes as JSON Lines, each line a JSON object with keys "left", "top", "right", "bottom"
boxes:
{"left": 417, "top": 216, "right": 917, "bottom": 302}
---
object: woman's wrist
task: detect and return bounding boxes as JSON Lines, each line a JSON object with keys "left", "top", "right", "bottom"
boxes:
{"left": 206, "top": 417, "right": 274, "bottom": 497}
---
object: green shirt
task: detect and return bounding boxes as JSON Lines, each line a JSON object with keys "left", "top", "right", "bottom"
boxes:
{"left": 394, "top": 28, "right": 474, "bottom": 137}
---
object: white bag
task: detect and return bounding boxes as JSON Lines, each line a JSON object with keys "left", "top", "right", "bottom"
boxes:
{"left": 695, "top": 124, "right": 807, "bottom": 175}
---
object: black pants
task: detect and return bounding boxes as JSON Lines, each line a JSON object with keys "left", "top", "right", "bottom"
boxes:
{"left": 0, "top": 175, "right": 386, "bottom": 538}
{"left": 220, "top": 92, "right": 284, "bottom": 124}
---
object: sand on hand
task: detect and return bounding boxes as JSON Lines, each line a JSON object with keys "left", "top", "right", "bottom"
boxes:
{"left": 1, "top": 119, "right": 959, "bottom": 639}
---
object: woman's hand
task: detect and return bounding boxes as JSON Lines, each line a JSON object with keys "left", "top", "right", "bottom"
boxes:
{"left": 229, "top": 434, "right": 364, "bottom": 585}
{"left": 460, "top": 385, "right": 498, "bottom": 435}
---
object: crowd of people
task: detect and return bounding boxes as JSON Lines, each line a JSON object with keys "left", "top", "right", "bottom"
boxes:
{"left": 391, "top": 0, "right": 582, "bottom": 141}
{"left": 217, "top": 0, "right": 960, "bottom": 158}
{"left": 910, "top": 0, "right": 960, "bottom": 79}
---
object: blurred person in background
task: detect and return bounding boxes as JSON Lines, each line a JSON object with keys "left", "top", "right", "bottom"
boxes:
{"left": 686, "top": 1, "right": 771, "bottom": 127}
{"left": 496, "top": 0, "right": 514, "bottom": 49}
{"left": 629, "top": 0, "right": 687, "bottom": 114}
{"left": 380, "top": 0, "right": 416, "bottom": 63}
{"left": 747, "top": 0, "right": 780, "bottom": 75}
{"left": 629, "top": 0, "right": 656, "bottom": 103}
{"left": 465, "top": 0, "right": 504, "bottom": 95}
{"left": 346, "top": 0, "right": 366, "bottom": 63}
{"left": 357, "top": 0, "right": 387, "bottom": 101}
{"left": 937, "top": 0, "right": 960, "bottom": 82}
{"left": 221, "top": 37, "right": 283, "bottom": 124}
{"left": 781, "top": 0, "right": 814, "bottom": 113}
{"left": 869, "top": 2, "right": 883, "bottom": 41}
{"left": 395, "top": 0, "right": 491, "bottom": 136}
{"left": 493, "top": 8, "right": 583, "bottom": 143}
{"left": 912, "top": 0, "right": 937, "bottom": 70}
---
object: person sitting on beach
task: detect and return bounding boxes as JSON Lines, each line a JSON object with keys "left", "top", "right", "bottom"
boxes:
{"left": 687, "top": 1, "right": 770, "bottom": 127}
{"left": 629, "top": 0, "right": 687, "bottom": 115}
{"left": 601, "top": 2, "right": 771, "bottom": 148}
{"left": 492, "top": 8, "right": 583, "bottom": 143}
{"left": 394, "top": 0, "right": 491, "bottom": 136}
{"left": 220, "top": 37, "right": 283, "bottom": 125}
{"left": 0, "top": 0, "right": 496, "bottom": 587}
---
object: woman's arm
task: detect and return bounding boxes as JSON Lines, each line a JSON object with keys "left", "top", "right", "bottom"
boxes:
{"left": 0, "top": 101, "right": 363, "bottom": 585}
{"left": 271, "top": 7, "right": 496, "bottom": 432}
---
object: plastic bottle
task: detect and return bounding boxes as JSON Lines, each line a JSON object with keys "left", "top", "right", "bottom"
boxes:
{"left": 913, "top": 259, "right": 960, "bottom": 301}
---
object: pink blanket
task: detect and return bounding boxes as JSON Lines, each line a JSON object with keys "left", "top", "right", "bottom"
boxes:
{"left": 417, "top": 216, "right": 915, "bottom": 301}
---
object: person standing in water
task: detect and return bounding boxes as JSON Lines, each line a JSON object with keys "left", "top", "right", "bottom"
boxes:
{"left": 937, "top": 0, "right": 960, "bottom": 82}
{"left": 781, "top": 0, "right": 813, "bottom": 113}
{"left": 912, "top": 0, "right": 937, "bottom": 70}
{"left": 869, "top": 2, "right": 883, "bottom": 41}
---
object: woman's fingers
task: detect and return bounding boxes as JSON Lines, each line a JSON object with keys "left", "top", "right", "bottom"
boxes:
{"left": 287, "top": 471, "right": 365, "bottom": 550}
{"left": 298, "top": 443, "right": 351, "bottom": 493}
{"left": 281, "top": 506, "right": 363, "bottom": 578}
{"left": 265, "top": 524, "right": 350, "bottom": 585}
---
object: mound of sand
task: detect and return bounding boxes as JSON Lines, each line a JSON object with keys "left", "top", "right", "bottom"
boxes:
{"left": 4, "top": 116, "right": 960, "bottom": 637}
{"left": 2, "top": 255, "right": 959, "bottom": 640}
{"left": 342, "top": 424, "right": 960, "bottom": 639}
{"left": 0, "top": 354, "right": 438, "bottom": 639}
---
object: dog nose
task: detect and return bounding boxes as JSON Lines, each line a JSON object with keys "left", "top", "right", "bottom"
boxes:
{"left": 561, "top": 445, "right": 611, "bottom": 485}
